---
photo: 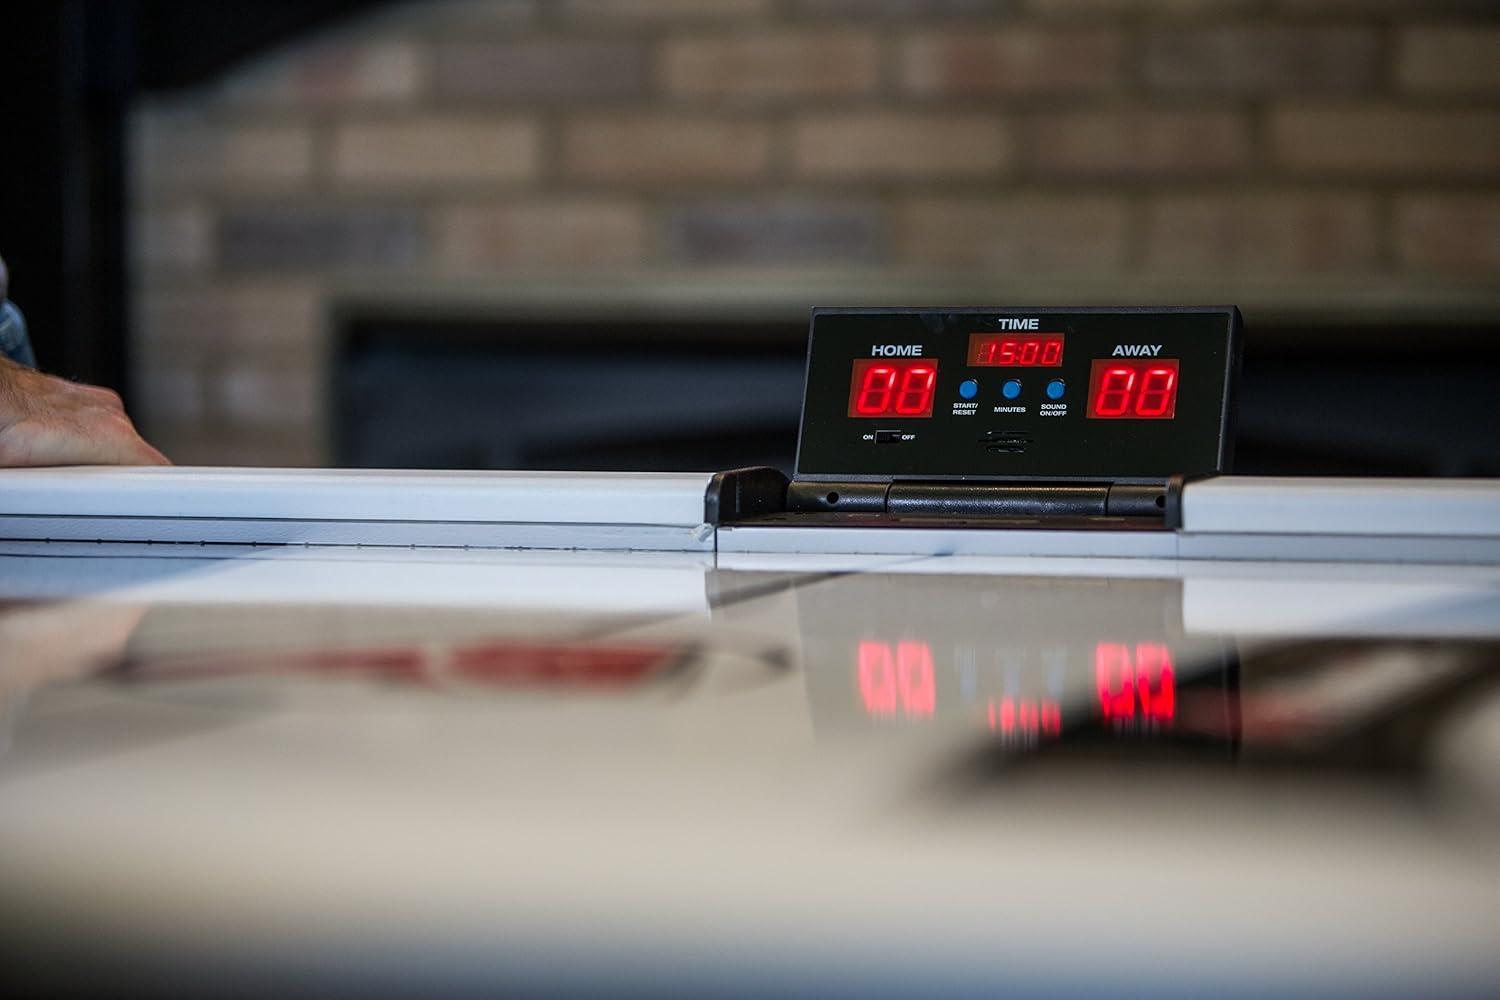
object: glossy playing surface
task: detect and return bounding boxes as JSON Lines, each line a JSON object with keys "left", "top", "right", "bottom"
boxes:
{"left": 3, "top": 542, "right": 1498, "bottom": 995}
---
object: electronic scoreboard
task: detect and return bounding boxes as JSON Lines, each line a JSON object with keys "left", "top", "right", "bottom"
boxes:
{"left": 709, "top": 307, "right": 1242, "bottom": 527}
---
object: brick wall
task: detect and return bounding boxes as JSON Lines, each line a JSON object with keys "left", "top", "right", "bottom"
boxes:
{"left": 130, "top": 0, "right": 1500, "bottom": 466}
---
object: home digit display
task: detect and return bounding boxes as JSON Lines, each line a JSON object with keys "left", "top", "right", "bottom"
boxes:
{"left": 799, "top": 307, "right": 1240, "bottom": 481}
{"left": 848, "top": 358, "right": 939, "bottom": 418}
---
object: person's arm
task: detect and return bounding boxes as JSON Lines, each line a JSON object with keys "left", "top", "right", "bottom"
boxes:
{"left": 0, "top": 255, "right": 34, "bottom": 368}
{"left": 0, "top": 256, "right": 168, "bottom": 467}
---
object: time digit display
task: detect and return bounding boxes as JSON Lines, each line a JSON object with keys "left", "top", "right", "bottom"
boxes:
{"left": 967, "top": 333, "right": 1064, "bottom": 367}
{"left": 1086, "top": 359, "right": 1180, "bottom": 420}
{"left": 848, "top": 359, "right": 939, "bottom": 418}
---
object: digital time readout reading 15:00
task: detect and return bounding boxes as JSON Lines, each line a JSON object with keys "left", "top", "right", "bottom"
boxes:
{"left": 967, "top": 333, "right": 1064, "bottom": 367}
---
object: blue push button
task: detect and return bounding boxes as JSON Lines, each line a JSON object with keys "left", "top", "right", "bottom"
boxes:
{"left": 1045, "top": 379, "right": 1066, "bottom": 400}
{"left": 1002, "top": 379, "right": 1023, "bottom": 400}
{"left": 958, "top": 379, "right": 979, "bottom": 400}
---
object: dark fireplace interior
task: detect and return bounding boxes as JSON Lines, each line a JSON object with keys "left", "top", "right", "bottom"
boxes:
{"left": 335, "top": 314, "right": 808, "bottom": 474}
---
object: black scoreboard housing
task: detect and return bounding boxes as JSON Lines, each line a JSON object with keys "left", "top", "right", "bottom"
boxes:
{"left": 705, "top": 306, "right": 1242, "bottom": 529}
{"left": 795, "top": 307, "right": 1241, "bottom": 484}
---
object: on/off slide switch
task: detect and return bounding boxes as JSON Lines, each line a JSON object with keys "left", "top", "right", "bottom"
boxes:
{"left": 875, "top": 429, "right": 903, "bottom": 444}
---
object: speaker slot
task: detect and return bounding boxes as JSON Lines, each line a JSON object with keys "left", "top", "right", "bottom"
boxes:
{"left": 980, "top": 430, "right": 1031, "bottom": 454}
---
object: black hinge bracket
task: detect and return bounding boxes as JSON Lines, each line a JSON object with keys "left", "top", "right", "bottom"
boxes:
{"left": 709, "top": 468, "right": 1190, "bottom": 529}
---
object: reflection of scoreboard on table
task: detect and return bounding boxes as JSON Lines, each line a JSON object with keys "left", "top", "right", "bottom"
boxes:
{"left": 790, "top": 572, "right": 1238, "bottom": 746}
{"left": 850, "top": 638, "right": 1175, "bottom": 737}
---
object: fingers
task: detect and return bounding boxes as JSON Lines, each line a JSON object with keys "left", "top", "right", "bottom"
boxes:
{"left": 87, "top": 409, "right": 163, "bottom": 466}
{"left": 102, "top": 419, "right": 172, "bottom": 466}
{"left": 75, "top": 382, "right": 124, "bottom": 409}
{"left": 134, "top": 439, "right": 173, "bottom": 466}
{"left": 0, "top": 360, "right": 169, "bottom": 468}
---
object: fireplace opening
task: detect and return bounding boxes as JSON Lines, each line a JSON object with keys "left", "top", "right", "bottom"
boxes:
{"left": 335, "top": 313, "right": 808, "bottom": 474}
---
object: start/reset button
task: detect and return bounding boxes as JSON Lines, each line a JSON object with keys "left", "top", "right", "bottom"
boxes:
{"left": 958, "top": 379, "right": 979, "bottom": 400}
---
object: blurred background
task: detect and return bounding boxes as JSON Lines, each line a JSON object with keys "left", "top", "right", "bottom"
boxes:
{"left": 1, "top": 0, "right": 1497, "bottom": 475}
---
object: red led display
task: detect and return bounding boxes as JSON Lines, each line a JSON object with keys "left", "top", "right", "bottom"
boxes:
{"left": 1095, "top": 641, "right": 1175, "bottom": 724}
{"left": 986, "top": 697, "right": 1063, "bottom": 738}
{"left": 857, "top": 640, "right": 935, "bottom": 718}
{"left": 967, "top": 333, "right": 1064, "bottom": 367}
{"left": 848, "top": 359, "right": 938, "bottom": 418}
{"left": 1086, "top": 359, "right": 1180, "bottom": 420}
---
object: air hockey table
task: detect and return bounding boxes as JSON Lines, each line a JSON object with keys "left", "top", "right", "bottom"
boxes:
{"left": 3, "top": 308, "right": 1500, "bottom": 997}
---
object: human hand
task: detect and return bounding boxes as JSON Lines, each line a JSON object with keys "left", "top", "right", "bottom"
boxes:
{"left": 0, "top": 356, "right": 169, "bottom": 467}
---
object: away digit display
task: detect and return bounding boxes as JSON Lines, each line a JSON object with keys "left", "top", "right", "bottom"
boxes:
{"left": 1086, "top": 359, "right": 1180, "bottom": 420}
